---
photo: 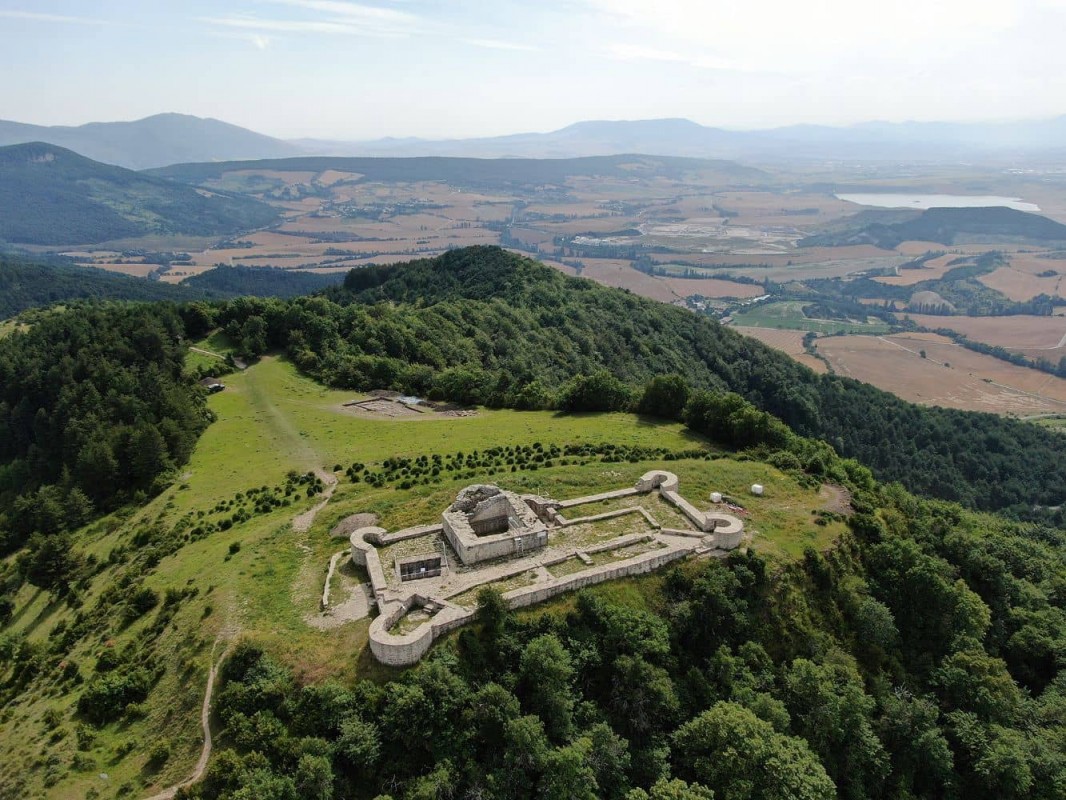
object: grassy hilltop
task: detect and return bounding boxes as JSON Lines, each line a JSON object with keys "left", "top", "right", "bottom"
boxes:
{"left": 0, "top": 348, "right": 844, "bottom": 798}
{"left": 0, "top": 246, "right": 1063, "bottom": 799}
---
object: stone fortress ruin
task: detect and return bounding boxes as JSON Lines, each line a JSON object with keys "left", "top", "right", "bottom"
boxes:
{"left": 348, "top": 470, "right": 745, "bottom": 666}
{"left": 442, "top": 485, "right": 550, "bottom": 564}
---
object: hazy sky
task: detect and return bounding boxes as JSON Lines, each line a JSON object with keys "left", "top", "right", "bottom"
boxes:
{"left": 1, "top": 0, "right": 1065, "bottom": 140}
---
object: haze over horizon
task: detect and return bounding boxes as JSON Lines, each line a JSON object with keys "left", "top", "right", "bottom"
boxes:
{"left": 2, "top": 0, "right": 1065, "bottom": 141}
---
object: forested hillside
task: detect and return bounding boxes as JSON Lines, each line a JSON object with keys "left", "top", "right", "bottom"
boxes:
{"left": 802, "top": 206, "right": 1066, "bottom": 249}
{"left": 0, "top": 256, "right": 206, "bottom": 318}
{"left": 208, "top": 246, "right": 1065, "bottom": 516}
{"left": 0, "top": 247, "right": 1062, "bottom": 799}
{"left": 0, "top": 305, "right": 208, "bottom": 569}
{"left": 0, "top": 258, "right": 356, "bottom": 320}
{"left": 0, "top": 142, "right": 276, "bottom": 245}
{"left": 182, "top": 265, "right": 346, "bottom": 297}
{"left": 150, "top": 153, "right": 766, "bottom": 192}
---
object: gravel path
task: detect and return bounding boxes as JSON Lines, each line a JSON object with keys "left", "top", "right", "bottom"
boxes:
{"left": 141, "top": 639, "right": 234, "bottom": 800}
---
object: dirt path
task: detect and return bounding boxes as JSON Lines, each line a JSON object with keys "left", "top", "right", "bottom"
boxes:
{"left": 293, "top": 469, "right": 338, "bottom": 533}
{"left": 142, "top": 638, "right": 235, "bottom": 800}
{"left": 243, "top": 358, "right": 322, "bottom": 472}
{"left": 819, "top": 483, "right": 853, "bottom": 516}
{"left": 189, "top": 346, "right": 226, "bottom": 361}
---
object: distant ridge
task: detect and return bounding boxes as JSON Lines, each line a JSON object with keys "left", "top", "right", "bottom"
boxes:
{"left": 801, "top": 206, "right": 1066, "bottom": 249}
{"left": 7, "top": 111, "right": 1066, "bottom": 170}
{"left": 0, "top": 113, "right": 301, "bottom": 170}
{"left": 300, "top": 115, "right": 1066, "bottom": 162}
{"left": 149, "top": 153, "right": 768, "bottom": 190}
{"left": 0, "top": 142, "right": 277, "bottom": 245}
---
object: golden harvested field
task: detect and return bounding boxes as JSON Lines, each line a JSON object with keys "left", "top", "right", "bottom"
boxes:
{"left": 316, "top": 170, "right": 363, "bottom": 186}
{"left": 86, "top": 262, "right": 159, "bottom": 277}
{"left": 733, "top": 326, "right": 828, "bottom": 373}
{"left": 980, "top": 267, "right": 1064, "bottom": 300}
{"left": 554, "top": 258, "right": 762, "bottom": 303}
{"left": 977, "top": 253, "right": 1066, "bottom": 301}
{"left": 817, "top": 332, "right": 1066, "bottom": 414}
{"left": 875, "top": 253, "right": 962, "bottom": 286}
{"left": 711, "top": 191, "right": 855, "bottom": 224}
{"left": 655, "top": 275, "right": 763, "bottom": 299}
{"left": 902, "top": 314, "right": 1066, "bottom": 356}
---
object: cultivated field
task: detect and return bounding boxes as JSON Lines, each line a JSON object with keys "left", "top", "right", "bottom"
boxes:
{"left": 901, "top": 313, "right": 1066, "bottom": 360}
{"left": 730, "top": 300, "right": 891, "bottom": 334}
{"left": 977, "top": 251, "right": 1066, "bottom": 301}
{"left": 552, "top": 258, "right": 762, "bottom": 302}
{"left": 732, "top": 326, "right": 828, "bottom": 373}
{"left": 816, "top": 332, "right": 1066, "bottom": 414}
{"left": 874, "top": 253, "right": 961, "bottom": 286}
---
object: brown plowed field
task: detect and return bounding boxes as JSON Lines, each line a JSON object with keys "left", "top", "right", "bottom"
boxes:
{"left": 817, "top": 333, "right": 1066, "bottom": 414}
{"left": 901, "top": 314, "right": 1066, "bottom": 353}
{"left": 733, "top": 327, "right": 828, "bottom": 374}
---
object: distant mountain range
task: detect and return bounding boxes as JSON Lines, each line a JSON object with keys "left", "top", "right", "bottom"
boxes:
{"left": 0, "top": 113, "right": 300, "bottom": 170}
{"left": 300, "top": 116, "right": 1066, "bottom": 163}
{"left": 3, "top": 113, "right": 1066, "bottom": 170}
{"left": 0, "top": 142, "right": 276, "bottom": 245}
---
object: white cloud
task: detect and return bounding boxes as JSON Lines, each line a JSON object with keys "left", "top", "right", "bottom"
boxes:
{"left": 463, "top": 38, "right": 539, "bottom": 52}
{"left": 268, "top": 0, "right": 422, "bottom": 25}
{"left": 0, "top": 9, "right": 105, "bottom": 25}
{"left": 202, "top": 0, "right": 431, "bottom": 40}
{"left": 207, "top": 30, "right": 274, "bottom": 49}
{"left": 201, "top": 14, "right": 408, "bottom": 38}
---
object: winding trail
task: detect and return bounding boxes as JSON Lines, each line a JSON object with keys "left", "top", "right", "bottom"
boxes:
{"left": 142, "top": 638, "right": 235, "bottom": 800}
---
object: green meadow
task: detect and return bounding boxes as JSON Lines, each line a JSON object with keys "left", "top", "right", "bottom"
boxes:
{"left": 731, "top": 300, "right": 891, "bottom": 334}
{"left": 1, "top": 350, "right": 844, "bottom": 799}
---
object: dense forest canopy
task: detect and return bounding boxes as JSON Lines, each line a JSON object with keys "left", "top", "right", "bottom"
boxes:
{"left": 0, "top": 304, "right": 208, "bottom": 561}
{"left": 205, "top": 246, "right": 1066, "bottom": 517}
{"left": 182, "top": 265, "right": 346, "bottom": 297}
{"left": 0, "top": 255, "right": 209, "bottom": 318}
{"left": 0, "top": 256, "right": 357, "bottom": 320}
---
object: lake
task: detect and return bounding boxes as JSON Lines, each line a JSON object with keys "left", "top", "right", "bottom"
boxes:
{"left": 836, "top": 193, "right": 1040, "bottom": 212}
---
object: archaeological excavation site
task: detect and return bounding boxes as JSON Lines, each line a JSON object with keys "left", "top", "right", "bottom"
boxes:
{"left": 339, "top": 470, "right": 745, "bottom": 665}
